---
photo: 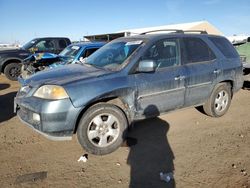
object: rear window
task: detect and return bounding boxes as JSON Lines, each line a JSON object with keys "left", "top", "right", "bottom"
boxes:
{"left": 183, "top": 38, "right": 216, "bottom": 64}
{"left": 209, "top": 37, "right": 239, "bottom": 58}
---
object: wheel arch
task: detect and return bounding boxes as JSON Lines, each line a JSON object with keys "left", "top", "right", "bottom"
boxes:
{"left": 1, "top": 58, "right": 22, "bottom": 72}
{"left": 219, "top": 80, "right": 234, "bottom": 98}
{"left": 73, "top": 96, "right": 132, "bottom": 134}
{"left": 203, "top": 80, "right": 234, "bottom": 117}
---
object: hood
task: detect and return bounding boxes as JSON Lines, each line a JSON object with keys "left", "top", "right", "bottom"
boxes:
{"left": 23, "top": 64, "right": 111, "bottom": 87}
{"left": 23, "top": 52, "right": 61, "bottom": 66}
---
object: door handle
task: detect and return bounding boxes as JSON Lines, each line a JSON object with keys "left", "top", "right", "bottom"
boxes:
{"left": 175, "top": 75, "right": 186, "bottom": 81}
{"left": 213, "top": 69, "right": 221, "bottom": 74}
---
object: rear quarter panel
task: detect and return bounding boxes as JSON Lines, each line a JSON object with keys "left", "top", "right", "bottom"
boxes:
{"left": 205, "top": 36, "right": 243, "bottom": 93}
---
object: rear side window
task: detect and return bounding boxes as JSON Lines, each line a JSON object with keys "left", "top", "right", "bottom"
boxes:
{"left": 183, "top": 38, "right": 216, "bottom": 64}
{"left": 59, "top": 39, "right": 67, "bottom": 49}
{"left": 209, "top": 37, "right": 238, "bottom": 58}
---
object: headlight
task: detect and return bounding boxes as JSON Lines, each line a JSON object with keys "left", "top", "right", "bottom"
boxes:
{"left": 33, "top": 85, "right": 69, "bottom": 99}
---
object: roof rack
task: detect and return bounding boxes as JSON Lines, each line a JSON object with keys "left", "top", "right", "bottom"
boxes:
{"left": 183, "top": 30, "right": 208, "bottom": 34}
{"left": 140, "top": 29, "right": 184, "bottom": 35}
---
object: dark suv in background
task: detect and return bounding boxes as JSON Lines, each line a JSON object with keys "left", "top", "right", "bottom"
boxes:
{"left": 0, "top": 37, "right": 71, "bottom": 80}
{"left": 15, "top": 30, "right": 243, "bottom": 155}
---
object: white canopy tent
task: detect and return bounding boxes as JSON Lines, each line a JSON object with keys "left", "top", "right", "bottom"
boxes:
{"left": 118, "top": 21, "right": 223, "bottom": 36}
{"left": 83, "top": 21, "right": 223, "bottom": 41}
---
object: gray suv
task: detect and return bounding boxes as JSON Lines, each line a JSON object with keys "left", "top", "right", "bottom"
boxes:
{"left": 15, "top": 31, "right": 243, "bottom": 155}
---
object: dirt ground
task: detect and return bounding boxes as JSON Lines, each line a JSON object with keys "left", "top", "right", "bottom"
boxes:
{"left": 0, "top": 74, "right": 249, "bottom": 188}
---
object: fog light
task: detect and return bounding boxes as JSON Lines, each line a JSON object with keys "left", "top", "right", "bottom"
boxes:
{"left": 33, "top": 113, "right": 40, "bottom": 122}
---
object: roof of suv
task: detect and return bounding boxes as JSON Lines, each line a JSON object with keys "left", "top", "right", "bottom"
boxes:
{"left": 115, "top": 32, "right": 223, "bottom": 42}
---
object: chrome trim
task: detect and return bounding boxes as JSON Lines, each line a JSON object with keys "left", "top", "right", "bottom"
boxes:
{"left": 187, "top": 82, "right": 212, "bottom": 88}
{"left": 138, "top": 87, "right": 185, "bottom": 100}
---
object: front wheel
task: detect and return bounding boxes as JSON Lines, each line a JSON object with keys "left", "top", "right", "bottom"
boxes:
{"left": 4, "top": 63, "right": 21, "bottom": 81}
{"left": 203, "top": 83, "right": 232, "bottom": 117}
{"left": 77, "top": 103, "right": 128, "bottom": 155}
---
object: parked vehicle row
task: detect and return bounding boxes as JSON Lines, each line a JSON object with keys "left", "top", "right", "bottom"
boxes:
{"left": 0, "top": 37, "right": 71, "bottom": 80}
{"left": 233, "top": 37, "right": 250, "bottom": 75}
{"left": 19, "top": 42, "right": 105, "bottom": 81}
{"left": 14, "top": 31, "right": 243, "bottom": 155}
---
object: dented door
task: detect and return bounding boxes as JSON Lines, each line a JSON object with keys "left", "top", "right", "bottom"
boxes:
{"left": 134, "top": 38, "right": 186, "bottom": 117}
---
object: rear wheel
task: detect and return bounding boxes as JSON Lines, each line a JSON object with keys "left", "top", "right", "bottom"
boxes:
{"left": 77, "top": 103, "right": 128, "bottom": 155}
{"left": 4, "top": 63, "right": 21, "bottom": 81}
{"left": 203, "top": 83, "right": 232, "bottom": 117}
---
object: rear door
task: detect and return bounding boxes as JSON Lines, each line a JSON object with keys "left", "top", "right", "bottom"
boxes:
{"left": 135, "top": 38, "right": 186, "bottom": 117}
{"left": 182, "top": 37, "right": 219, "bottom": 106}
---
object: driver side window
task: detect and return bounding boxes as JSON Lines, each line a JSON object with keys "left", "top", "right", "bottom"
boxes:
{"left": 35, "top": 40, "right": 55, "bottom": 52}
{"left": 141, "top": 38, "right": 180, "bottom": 69}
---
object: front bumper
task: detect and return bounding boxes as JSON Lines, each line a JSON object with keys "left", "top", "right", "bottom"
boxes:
{"left": 15, "top": 95, "right": 82, "bottom": 141}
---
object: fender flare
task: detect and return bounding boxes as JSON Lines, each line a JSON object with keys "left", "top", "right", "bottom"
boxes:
{"left": 1, "top": 57, "right": 23, "bottom": 72}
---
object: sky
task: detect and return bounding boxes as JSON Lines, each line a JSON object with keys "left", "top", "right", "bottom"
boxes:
{"left": 0, "top": 0, "right": 250, "bottom": 44}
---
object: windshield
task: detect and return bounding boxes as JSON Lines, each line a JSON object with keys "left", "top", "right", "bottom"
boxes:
{"left": 22, "top": 39, "right": 37, "bottom": 50}
{"left": 59, "top": 45, "right": 81, "bottom": 58}
{"left": 85, "top": 40, "right": 143, "bottom": 70}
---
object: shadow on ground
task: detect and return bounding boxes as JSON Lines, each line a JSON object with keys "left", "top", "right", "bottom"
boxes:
{"left": 242, "top": 81, "right": 250, "bottom": 90}
{"left": 0, "top": 92, "right": 17, "bottom": 123}
{"left": 127, "top": 105, "right": 175, "bottom": 188}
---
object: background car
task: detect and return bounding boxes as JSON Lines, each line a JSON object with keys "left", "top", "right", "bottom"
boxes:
{"left": 233, "top": 38, "right": 250, "bottom": 75}
{"left": 20, "top": 42, "right": 105, "bottom": 80}
{"left": 0, "top": 37, "right": 71, "bottom": 80}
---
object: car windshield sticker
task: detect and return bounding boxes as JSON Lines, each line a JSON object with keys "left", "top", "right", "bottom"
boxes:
{"left": 72, "top": 46, "right": 80, "bottom": 50}
{"left": 125, "top": 41, "right": 143, "bottom": 46}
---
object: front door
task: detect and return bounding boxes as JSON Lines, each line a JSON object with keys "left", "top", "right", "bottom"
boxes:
{"left": 134, "top": 38, "right": 186, "bottom": 117}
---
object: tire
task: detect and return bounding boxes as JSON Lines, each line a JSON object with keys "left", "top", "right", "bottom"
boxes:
{"left": 4, "top": 63, "right": 22, "bottom": 81}
{"left": 203, "top": 83, "right": 232, "bottom": 117}
{"left": 77, "top": 103, "right": 128, "bottom": 155}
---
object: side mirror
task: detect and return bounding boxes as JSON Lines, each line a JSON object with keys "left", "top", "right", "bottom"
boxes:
{"left": 138, "top": 60, "right": 157, "bottom": 73}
